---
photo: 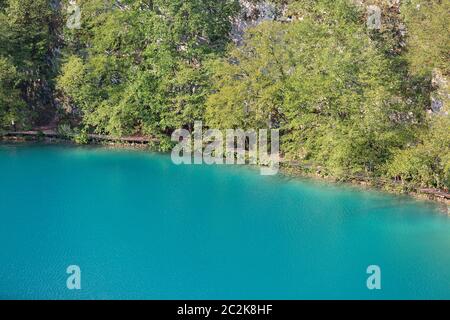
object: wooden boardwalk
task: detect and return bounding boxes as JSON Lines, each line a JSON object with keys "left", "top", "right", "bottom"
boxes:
{"left": 1, "top": 130, "right": 156, "bottom": 144}
{"left": 419, "top": 188, "right": 450, "bottom": 200}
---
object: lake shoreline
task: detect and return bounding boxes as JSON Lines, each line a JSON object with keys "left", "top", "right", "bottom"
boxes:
{"left": 1, "top": 133, "right": 449, "bottom": 212}
{"left": 280, "top": 164, "right": 450, "bottom": 213}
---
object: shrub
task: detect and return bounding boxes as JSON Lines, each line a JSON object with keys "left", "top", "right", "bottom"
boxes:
{"left": 57, "top": 124, "right": 73, "bottom": 139}
{"left": 73, "top": 130, "right": 89, "bottom": 145}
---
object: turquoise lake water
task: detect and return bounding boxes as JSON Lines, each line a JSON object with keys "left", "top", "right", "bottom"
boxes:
{"left": 0, "top": 143, "right": 449, "bottom": 299}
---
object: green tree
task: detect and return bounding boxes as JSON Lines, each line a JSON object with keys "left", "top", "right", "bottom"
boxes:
{"left": 0, "top": 0, "right": 61, "bottom": 126}
{"left": 385, "top": 0, "right": 450, "bottom": 191}
{"left": 401, "top": 0, "right": 450, "bottom": 76}
{"left": 0, "top": 57, "right": 26, "bottom": 129}
{"left": 57, "top": 0, "right": 239, "bottom": 136}
{"left": 387, "top": 116, "right": 450, "bottom": 190}
{"left": 206, "top": 0, "right": 420, "bottom": 177}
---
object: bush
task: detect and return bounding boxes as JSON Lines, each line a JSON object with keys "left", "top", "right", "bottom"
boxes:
{"left": 148, "top": 135, "right": 175, "bottom": 153}
{"left": 56, "top": 124, "right": 73, "bottom": 139}
{"left": 387, "top": 117, "right": 450, "bottom": 190}
{"left": 73, "top": 130, "right": 89, "bottom": 145}
{"left": 36, "top": 130, "right": 45, "bottom": 141}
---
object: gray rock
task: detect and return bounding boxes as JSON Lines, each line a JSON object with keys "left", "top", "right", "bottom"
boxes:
{"left": 231, "top": 0, "right": 279, "bottom": 45}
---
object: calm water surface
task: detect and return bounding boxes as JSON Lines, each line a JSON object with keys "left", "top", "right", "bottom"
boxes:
{"left": 0, "top": 143, "right": 449, "bottom": 299}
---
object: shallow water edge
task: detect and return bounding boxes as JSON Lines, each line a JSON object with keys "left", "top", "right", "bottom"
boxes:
{"left": 1, "top": 136, "right": 449, "bottom": 212}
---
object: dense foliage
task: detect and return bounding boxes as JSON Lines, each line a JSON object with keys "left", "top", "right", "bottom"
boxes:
{"left": 0, "top": 57, "right": 26, "bottom": 129}
{"left": 0, "top": 0, "right": 60, "bottom": 126}
{"left": 58, "top": 0, "right": 239, "bottom": 137}
{"left": 0, "top": 0, "right": 448, "bottom": 191}
{"left": 401, "top": 0, "right": 449, "bottom": 76}
{"left": 206, "top": 0, "right": 421, "bottom": 178}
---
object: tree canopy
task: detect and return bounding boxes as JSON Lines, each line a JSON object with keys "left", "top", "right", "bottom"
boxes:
{"left": 0, "top": 0, "right": 448, "bottom": 190}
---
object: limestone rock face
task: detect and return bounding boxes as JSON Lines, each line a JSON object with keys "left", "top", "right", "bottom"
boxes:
{"left": 430, "top": 69, "right": 449, "bottom": 116}
{"left": 231, "top": 0, "right": 279, "bottom": 44}
{"left": 353, "top": 0, "right": 406, "bottom": 51}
